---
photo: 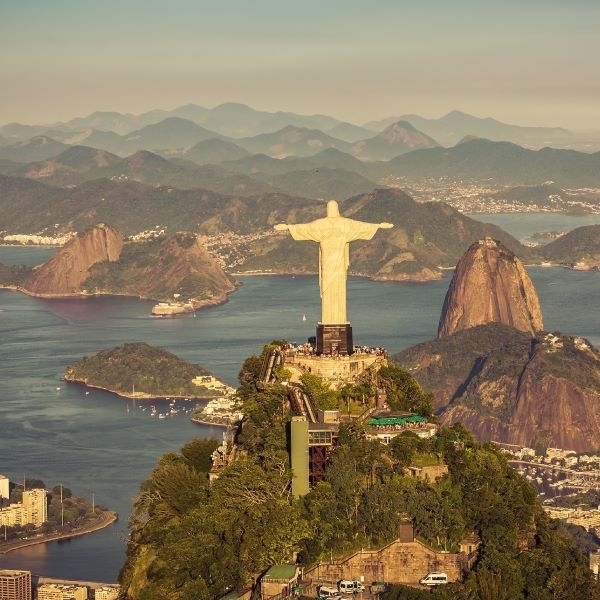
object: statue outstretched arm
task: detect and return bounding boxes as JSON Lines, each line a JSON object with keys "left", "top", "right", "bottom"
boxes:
{"left": 274, "top": 223, "right": 289, "bottom": 231}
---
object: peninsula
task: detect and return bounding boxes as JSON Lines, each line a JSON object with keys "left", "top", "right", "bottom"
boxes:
{"left": 12, "top": 225, "right": 237, "bottom": 311}
{"left": 0, "top": 510, "right": 118, "bottom": 555}
{"left": 0, "top": 477, "right": 118, "bottom": 555}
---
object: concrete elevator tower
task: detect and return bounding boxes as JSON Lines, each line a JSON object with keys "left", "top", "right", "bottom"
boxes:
{"left": 290, "top": 417, "right": 310, "bottom": 498}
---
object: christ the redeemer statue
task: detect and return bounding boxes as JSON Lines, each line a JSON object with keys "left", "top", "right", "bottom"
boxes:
{"left": 274, "top": 200, "right": 393, "bottom": 326}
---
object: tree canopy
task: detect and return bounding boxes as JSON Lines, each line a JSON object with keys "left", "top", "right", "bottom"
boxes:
{"left": 119, "top": 344, "right": 599, "bottom": 600}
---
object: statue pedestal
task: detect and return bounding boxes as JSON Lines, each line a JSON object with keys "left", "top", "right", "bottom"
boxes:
{"left": 316, "top": 323, "right": 353, "bottom": 356}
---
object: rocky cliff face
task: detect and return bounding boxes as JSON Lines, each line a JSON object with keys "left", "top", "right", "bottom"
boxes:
{"left": 394, "top": 236, "right": 600, "bottom": 452}
{"left": 23, "top": 223, "right": 123, "bottom": 296}
{"left": 437, "top": 238, "right": 543, "bottom": 337}
{"left": 393, "top": 323, "right": 600, "bottom": 453}
{"left": 20, "top": 227, "right": 236, "bottom": 307}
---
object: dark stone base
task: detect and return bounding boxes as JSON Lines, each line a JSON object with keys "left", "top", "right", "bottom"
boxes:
{"left": 316, "top": 323, "right": 353, "bottom": 356}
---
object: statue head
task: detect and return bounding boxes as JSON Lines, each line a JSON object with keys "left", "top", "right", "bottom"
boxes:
{"left": 326, "top": 200, "right": 340, "bottom": 217}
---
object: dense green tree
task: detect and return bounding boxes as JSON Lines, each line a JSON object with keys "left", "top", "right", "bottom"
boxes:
{"left": 180, "top": 438, "right": 220, "bottom": 473}
{"left": 358, "top": 480, "right": 407, "bottom": 545}
{"left": 236, "top": 385, "right": 289, "bottom": 453}
{"left": 377, "top": 364, "right": 434, "bottom": 417}
{"left": 299, "top": 482, "right": 341, "bottom": 562}
{"left": 299, "top": 372, "right": 339, "bottom": 410}
{"left": 50, "top": 485, "right": 67, "bottom": 498}
{"left": 388, "top": 431, "right": 420, "bottom": 467}
{"left": 121, "top": 347, "right": 600, "bottom": 600}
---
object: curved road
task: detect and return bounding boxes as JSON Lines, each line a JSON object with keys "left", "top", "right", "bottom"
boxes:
{"left": 0, "top": 510, "right": 118, "bottom": 554}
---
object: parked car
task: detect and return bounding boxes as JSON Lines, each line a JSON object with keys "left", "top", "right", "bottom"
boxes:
{"left": 318, "top": 585, "right": 342, "bottom": 600}
{"left": 419, "top": 572, "right": 448, "bottom": 586}
{"left": 338, "top": 580, "right": 365, "bottom": 594}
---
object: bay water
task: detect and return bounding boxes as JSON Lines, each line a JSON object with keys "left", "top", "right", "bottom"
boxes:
{"left": 0, "top": 213, "right": 598, "bottom": 582}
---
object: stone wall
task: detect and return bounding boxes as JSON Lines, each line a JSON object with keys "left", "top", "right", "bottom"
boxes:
{"left": 306, "top": 538, "right": 473, "bottom": 589}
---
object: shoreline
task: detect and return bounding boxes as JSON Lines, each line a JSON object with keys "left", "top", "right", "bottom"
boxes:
{"left": 9, "top": 286, "right": 235, "bottom": 312}
{"left": 63, "top": 377, "right": 223, "bottom": 401}
{"left": 190, "top": 416, "right": 240, "bottom": 428}
{"left": 0, "top": 510, "right": 118, "bottom": 555}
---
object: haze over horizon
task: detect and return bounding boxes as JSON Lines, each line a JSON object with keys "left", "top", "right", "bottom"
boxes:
{"left": 2, "top": 0, "right": 599, "bottom": 131}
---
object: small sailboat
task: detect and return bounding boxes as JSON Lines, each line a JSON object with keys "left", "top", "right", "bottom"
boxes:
{"left": 302, "top": 314, "right": 307, "bottom": 321}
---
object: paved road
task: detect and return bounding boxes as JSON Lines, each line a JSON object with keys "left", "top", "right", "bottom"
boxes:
{"left": 0, "top": 510, "right": 118, "bottom": 554}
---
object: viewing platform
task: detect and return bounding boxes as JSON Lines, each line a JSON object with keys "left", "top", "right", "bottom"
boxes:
{"left": 282, "top": 346, "right": 387, "bottom": 388}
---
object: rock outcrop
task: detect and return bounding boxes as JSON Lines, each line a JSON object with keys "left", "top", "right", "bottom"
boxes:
{"left": 393, "top": 324, "right": 600, "bottom": 452}
{"left": 23, "top": 223, "right": 123, "bottom": 296}
{"left": 20, "top": 227, "right": 236, "bottom": 309}
{"left": 393, "top": 239, "right": 600, "bottom": 452}
{"left": 437, "top": 237, "right": 543, "bottom": 337}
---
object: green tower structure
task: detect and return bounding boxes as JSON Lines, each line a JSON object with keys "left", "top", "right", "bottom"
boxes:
{"left": 290, "top": 416, "right": 310, "bottom": 498}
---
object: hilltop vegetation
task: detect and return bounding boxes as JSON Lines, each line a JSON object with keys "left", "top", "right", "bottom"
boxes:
{"left": 119, "top": 343, "right": 598, "bottom": 600}
{"left": 64, "top": 342, "right": 219, "bottom": 399}
{"left": 542, "top": 224, "right": 600, "bottom": 267}
{"left": 81, "top": 232, "right": 236, "bottom": 303}
{"left": 242, "top": 188, "right": 535, "bottom": 280}
{"left": 392, "top": 322, "right": 600, "bottom": 453}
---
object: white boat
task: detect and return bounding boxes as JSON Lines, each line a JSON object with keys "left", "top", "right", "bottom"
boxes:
{"left": 151, "top": 300, "right": 194, "bottom": 316}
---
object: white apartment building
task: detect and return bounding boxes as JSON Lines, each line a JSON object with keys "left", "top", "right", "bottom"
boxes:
{"left": 0, "top": 503, "right": 24, "bottom": 527}
{"left": 94, "top": 585, "right": 120, "bottom": 599}
{"left": 22, "top": 488, "right": 47, "bottom": 526}
{"left": 37, "top": 583, "right": 88, "bottom": 600}
{"left": 0, "top": 473, "right": 9, "bottom": 500}
{"left": 0, "top": 488, "right": 47, "bottom": 527}
{"left": 0, "top": 569, "right": 32, "bottom": 600}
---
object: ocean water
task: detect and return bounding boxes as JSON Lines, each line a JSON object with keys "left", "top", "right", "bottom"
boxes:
{"left": 0, "top": 212, "right": 598, "bottom": 582}
{"left": 468, "top": 212, "right": 600, "bottom": 245}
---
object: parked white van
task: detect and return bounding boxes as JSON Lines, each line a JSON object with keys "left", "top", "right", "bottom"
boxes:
{"left": 318, "top": 585, "right": 342, "bottom": 599}
{"left": 338, "top": 580, "right": 365, "bottom": 594}
{"left": 419, "top": 572, "right": 448, "bottom": 586}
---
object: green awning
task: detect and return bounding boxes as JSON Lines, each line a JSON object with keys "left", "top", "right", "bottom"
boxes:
{"left": 368, "top": 415, "right": 427, "bottom": 426}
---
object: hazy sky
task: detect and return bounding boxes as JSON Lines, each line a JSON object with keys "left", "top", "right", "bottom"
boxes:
{"left": 2, "top": 0, "right": 599, "bottom": 130}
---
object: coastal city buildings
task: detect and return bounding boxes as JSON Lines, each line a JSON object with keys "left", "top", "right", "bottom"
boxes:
{"left": 0, "top": 569, "right": 32, "bottom": 600}
{"left": 37, "top": 583, "right": 88, "bottom": 600}
{"left": 0, "top": 473, "right": 9, "bottom": 500}
{"left": 94, "top": 586, "right": 120, "bottom": 599}
{"left": 0, "top": 487, "right": 47, "bottom": 527}
{"left": 22, "top": 489, "right": 48, "bottom": 526}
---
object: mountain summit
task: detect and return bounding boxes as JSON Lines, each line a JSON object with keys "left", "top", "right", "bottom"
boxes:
{"left": 23, "top": 223, "right": 123, "bottom": 296}
{"left": 393, "top": 240, "right": 600, "bottom": 453}
{"left": 437, "top": 238, "right": 543, "bottom": 337}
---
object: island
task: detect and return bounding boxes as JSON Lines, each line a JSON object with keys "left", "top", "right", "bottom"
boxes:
{"left": 64, "top": 342, "right": 232, "bottom": 401}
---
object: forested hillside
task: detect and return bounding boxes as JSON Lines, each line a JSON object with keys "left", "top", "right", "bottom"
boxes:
{"left": 64, "top": 342, "right": 218, "bottom": 399}
{"left": 119, "top": 344, "right": 598, "bottom": 600}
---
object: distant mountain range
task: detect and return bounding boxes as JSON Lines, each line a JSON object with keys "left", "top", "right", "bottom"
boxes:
{"left": 2, "top": 103, "right": 598, "bottom": 154}
{"left": 1, "top": 102, "right": 600, "bottom": 279}
{"left": 2, "top": 134, "right": 600, "bottom": 195}
{"left": 364, "top": 110, "right": 578, "bottom": 148}
{"left": 1, "top": 104, "right": 600, "bottom": 198}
